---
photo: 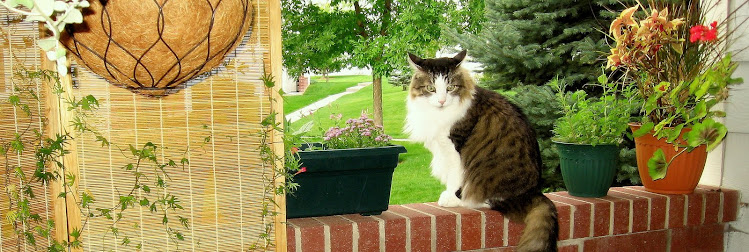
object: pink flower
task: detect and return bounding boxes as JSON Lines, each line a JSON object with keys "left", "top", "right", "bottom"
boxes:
{"left": 294, "top": 167, "right": 307, "bottom": 175}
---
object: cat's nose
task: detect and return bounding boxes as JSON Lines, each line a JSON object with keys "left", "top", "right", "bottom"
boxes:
{"left": 439, "top": 100, "right": 446, "bottom": 105}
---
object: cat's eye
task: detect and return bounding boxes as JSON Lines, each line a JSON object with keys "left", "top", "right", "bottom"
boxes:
{"left": 425, "top": 85, "right": 436, "bottom": 92}
{"left": 446, "top": 85, "right": 458, "bottom": 92}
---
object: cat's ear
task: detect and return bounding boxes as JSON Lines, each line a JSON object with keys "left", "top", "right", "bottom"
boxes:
{"left": 453, "top": 50, "right": 467, "bottom": 67}
{"left": 408, "top": 52, "right": 424, "bottom": 70}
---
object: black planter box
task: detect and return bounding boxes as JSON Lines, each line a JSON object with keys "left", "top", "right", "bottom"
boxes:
{"left": 286, "top": 144, "right": 407, "bottom": 219}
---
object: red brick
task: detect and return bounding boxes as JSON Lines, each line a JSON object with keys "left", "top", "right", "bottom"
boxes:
{"left": 342, "top": 214, "right": 380, "bottom": 251}
{"left": 601, "top": 195, "right": 631, "bottom": 235}
{"left": 287, "top": 224, "right": 296, "bottom": 252}
{"left": 609, "top": 191, "right": 649, "bottom": 233}
{"left": 314, "top": 216, "right": 354, "bottom": 252}
{"left": 582, "top": 230, "right": 668, "bottom": 252}
{"left": 389, "top": 205, "right": 432, "bottom": 251}
{"left": 559, "top": 192, "right": 611, "bottom": 237}
{"left": 698, "top": 188, "right": 721, "bottom": 224}
{"left": 373, "top": 212, "right": 407, "bottom": 252}
{"left": 548, "top": 193, "right": 592, "bottom": 239}
{"left": 670, "top": 223, "right": 725, "bottom": 252}
{"left": 507, "top": 218, "right": 524, "bottom": 246}
{"left": 619, "top": 187, "right": 668, "bottom": 230}
{"left": 664, "top": 194, "right": 686, "bottom": 228}
{"left": 288, "top": 218, "right": 325, "bottom": 252}
{"left": 554, "top": 203, "right": 572, "bottom": 240}
{"left": 477, "top": 208, "right": 505, "bottom": 248}
{"left": 722, "top": 189, "right": 739, "bottom": 222}
{"left": 406, "top": 203, "right": 457, "bottom": 252}
{"left": 558, "top": 244, "right": 579, "bottom": 252}
{"left": 433, "top": 205, "right": 484, "bottom": 251}
{"left": 685, "top": 192, "right": 703, "bottom": 226}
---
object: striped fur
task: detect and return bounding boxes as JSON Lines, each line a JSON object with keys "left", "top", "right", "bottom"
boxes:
{"left": 406, "top": 50, "right": 559, "bottom": 252}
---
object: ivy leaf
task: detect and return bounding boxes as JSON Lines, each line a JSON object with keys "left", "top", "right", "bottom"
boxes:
{"left": 647, "top": 149, "right": 668, "bottom": 180}
{"left": 63, "top": 8, "right": 83, "bottom": 24}
{"left": 53, "top": 1, "right": 67, "bottom": 12}
{"left": 139, "top": 198, "right": 149, "bottom": 206}
{"left": 37, "top": 37, "right": 57, "bottom": 51}
{"left": 37, "top": 0, "right": 55, "bottom": 16}
{"left": 17, "top": 0, "right": 34, "bottom": 9}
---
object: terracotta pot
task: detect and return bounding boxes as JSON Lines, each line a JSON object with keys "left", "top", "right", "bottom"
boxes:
{"left": 629, "top": 123, "right": 707, "bottom": 194}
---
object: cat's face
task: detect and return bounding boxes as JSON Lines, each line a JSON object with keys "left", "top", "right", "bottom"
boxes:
{"left": 408, "top": 50, "right": 474, "bottom": 108}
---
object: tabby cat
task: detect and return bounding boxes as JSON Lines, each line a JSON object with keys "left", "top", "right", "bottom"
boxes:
{"left": 404, "top": 50, "right": 559, "bottom": 252}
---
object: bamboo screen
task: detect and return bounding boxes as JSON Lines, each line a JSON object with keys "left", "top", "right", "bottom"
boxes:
{"left": 1, "top": 0, "right": 283, "bottom": 251}
{"left": 0, "top": 10, "right": 55, "bottom": 250}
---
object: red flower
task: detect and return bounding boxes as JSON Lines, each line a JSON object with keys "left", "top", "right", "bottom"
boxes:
{"left": 690, "top": 21, "right": 718, "bottom": 43}
{"left": 291, "top": 147, "right": 299, "bottom": 154}
{"left": 294, "top": 167, "right": 307, "bottom": 175}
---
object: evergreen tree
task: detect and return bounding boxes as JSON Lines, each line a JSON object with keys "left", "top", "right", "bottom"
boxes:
{"left": 450, "top": 0, "right": 622, "bottom": 90}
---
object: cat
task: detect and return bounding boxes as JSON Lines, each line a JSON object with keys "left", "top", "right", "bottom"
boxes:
{"left": 404, "top": 50, "right": 559, "bottom": 252}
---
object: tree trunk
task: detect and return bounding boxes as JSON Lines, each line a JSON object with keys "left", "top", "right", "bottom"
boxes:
{"left": 373, "top": 75, "right": 384, "bottom": 127}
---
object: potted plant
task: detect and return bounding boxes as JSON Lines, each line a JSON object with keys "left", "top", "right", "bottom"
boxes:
{"left": 286, "top": 113, "right": 406, "bottom": 218}
{"left": 607, "top": 1, "right": 743, "bottom": 194}
{"left": 551, "top": 76, "right": 640, "bottom": 197}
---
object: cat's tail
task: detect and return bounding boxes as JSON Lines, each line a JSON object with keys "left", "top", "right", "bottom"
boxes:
{"left": 489, "top": 192, "right": 558, "bottom": 252}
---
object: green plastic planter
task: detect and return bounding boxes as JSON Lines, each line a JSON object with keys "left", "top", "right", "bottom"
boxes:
{"left": 286, "top": 144, "right": 407, "bottom": 218}
{"left": 554, "top": 142, "right": 619, "bottom": 198}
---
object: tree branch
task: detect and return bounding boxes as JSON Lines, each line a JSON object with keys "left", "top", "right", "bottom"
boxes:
{"left": 353, "top": 0, "right": 369, "bottom": 38}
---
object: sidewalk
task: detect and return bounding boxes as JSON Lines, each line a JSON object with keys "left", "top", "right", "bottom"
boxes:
{"left": 284, "top": 82, "right": 372, "bottom": 123}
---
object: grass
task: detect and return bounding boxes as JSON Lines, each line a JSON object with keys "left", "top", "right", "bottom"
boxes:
{"left": 288, "top": 78, "right": 444, "bottom": 204}
{"left": 283, "top": 75, "right": 371, "bottom": 114}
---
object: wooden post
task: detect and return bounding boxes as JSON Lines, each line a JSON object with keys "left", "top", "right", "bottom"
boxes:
{"left": 40, "top": 25, "right": 82, "bottom": 251}
{"left": 268, "top": 0, "right": 287, "bottom": 250}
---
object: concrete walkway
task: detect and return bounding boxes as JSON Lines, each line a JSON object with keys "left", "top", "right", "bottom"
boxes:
{"left": 285, "top": 82, "right": 372, "bottom": 123}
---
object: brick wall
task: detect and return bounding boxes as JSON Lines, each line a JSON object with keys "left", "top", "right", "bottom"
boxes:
{"left": 297, "top": 76, "right": 309, "bottom": 93}
{"left": 286, "top": 186, "right": 740, "bottom": 252}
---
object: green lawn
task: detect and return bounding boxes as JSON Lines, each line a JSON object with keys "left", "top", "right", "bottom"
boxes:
{"left": 288, "top": 79, "right": 444, "bottom": 204}
{"left": 283, "top": 75, "right": 371, "bottom": 114}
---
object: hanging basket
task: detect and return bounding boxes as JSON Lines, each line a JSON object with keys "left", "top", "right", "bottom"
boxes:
{"left": 61, "top": 0, "right": 254, "bottom": 97}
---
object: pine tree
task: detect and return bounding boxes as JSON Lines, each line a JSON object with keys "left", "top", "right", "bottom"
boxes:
{"left": 451, "top": 0, "right": 623, "bottom": 90}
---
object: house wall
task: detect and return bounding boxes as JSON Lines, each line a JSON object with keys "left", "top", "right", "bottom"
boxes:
{"left": 705, "top": 1, "right": 749, "bottom": 251}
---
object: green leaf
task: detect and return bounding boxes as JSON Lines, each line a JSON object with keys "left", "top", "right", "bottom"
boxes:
{"left": 647, "top": 149, "right": 668, "bottom": 180}
{"left": 633, "top": 122, "right": 654, "bottom": 137}
{"left": 597, "top": 74, "right": 607, "bottom": 85}
{"left": 17, "top": 0, "right": 33, "bottom": 9}
{"left": 62, "top": 8, "right": 83, "bottom": 24}
{"left": 37, "top": 37, "right": 57, "bottom": 51}
{"left": 53, "top": 1, "right": 67, "bottom": 11}
{"left": 6, "top": 0, "right": 20, "bottom": 8}
{"left": 139, "top": 198, "right": 149, "bottom": 206}
{"left": 37, "top": 0, "right": 55, "bottom": 16}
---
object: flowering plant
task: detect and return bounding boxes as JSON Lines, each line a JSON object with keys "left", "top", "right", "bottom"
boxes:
{"left": 323, "top": 112, "right": 393, "bottom": 149}
{"left": 607, "top": 1, "right": 744, "bottom": 179}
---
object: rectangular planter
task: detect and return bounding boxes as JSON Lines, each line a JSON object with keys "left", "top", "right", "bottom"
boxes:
{"left": 286, "top": 143, "right": 407, "bottom": 218}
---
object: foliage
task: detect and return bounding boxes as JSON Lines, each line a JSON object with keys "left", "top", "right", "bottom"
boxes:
{"left": 551, "top": 74, "right": 641, "bottom": 145}
{"left": 448, "top": 0, "right": 624, "bottom": 90}
{"left": 281, "top": 1, "right": 357, "bottom": 77}
{"left": 1, "top": 0, "right": 88, "bottom": 75}
{"left": 1, "top": 66, "right": 190, "bottom": 250}
{"left": 607, "top": 1, "right": 745, "bottom": 180}
{"left": 254, "top": 73, "right": 302, "bottom": 250}
{"left": 322, "top": 112, "right": 393, "bottom": 149}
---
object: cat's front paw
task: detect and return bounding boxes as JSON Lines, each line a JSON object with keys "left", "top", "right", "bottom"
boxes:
{"left": 438, "top": 190, "right": 462, "bottom": 207}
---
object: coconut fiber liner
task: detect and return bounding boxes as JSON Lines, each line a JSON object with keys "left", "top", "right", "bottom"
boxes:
{"left": 61, "top": 0, "right": 254, "bottom": 96}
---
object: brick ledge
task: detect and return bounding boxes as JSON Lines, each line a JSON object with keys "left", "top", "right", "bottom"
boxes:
{"left": 286, "top": 186, "right": 740, "bottom": 252}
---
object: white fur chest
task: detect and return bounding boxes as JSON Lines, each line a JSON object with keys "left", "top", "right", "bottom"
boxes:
{"left": 404, "top": 95, "right": 472, "bottom": 144}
